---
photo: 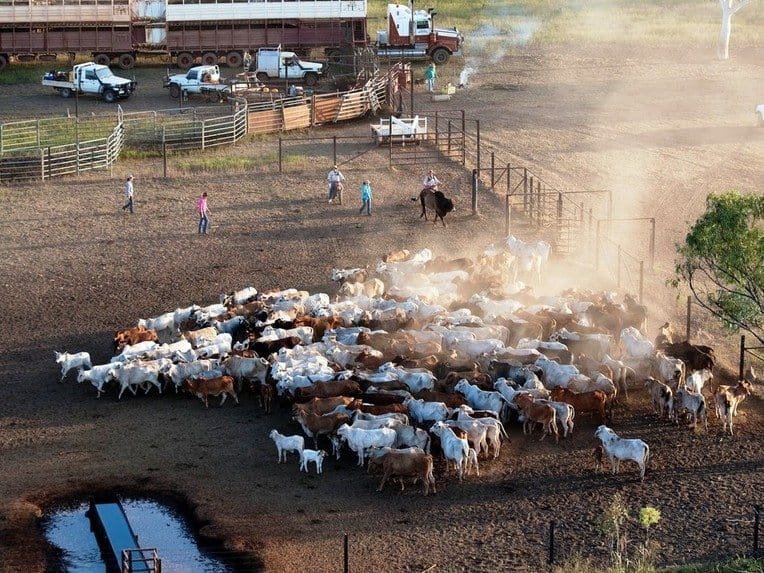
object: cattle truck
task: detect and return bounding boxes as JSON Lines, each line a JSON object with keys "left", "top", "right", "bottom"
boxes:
{"left": 0, "top": 0, "right": 368, "bottom": 70}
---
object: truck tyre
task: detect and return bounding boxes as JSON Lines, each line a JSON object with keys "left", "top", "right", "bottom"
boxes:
{"left": 304, "top": 72, "right": 319, "bottom": 87}
{"left": 202, "top": 52, "right": 218, "bottom": 66}
{"left": 94, "top": 53, "right": 111, "bottom": 66}
{"left": 256, "top": 72, "right": 269, "bottom": 83}
{"left": 226, "top": 51, "right": 243, "bottom": 68}
{"left": 102, "top": 89, "right": 117, "bottom": 104}
{"left": 60, "top": 87, "right": 73, "bottom": 99}
{"left": 177, "top": 52, "right": 194, "bottom": 69}
{"left": 118, "top": 53, "right": 135, "bottom": 70}
{"left": 168, "top": 84, "right": 181, "bottom": 99}
{"left": 431, "top": 48, "right": 450, "bottom": 65}
{"left": 0, "top": 54, "right": 8, "bottom": 70}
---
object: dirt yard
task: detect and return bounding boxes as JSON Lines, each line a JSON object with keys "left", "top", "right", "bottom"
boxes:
{"left": 0, "top": 40, "right": 762, "bottom": 573}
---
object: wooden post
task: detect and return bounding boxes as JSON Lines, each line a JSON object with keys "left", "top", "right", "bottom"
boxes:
{"left": 685, "top": 295, "right": 691, "bottom": 341}
{"left": 523, "top": 168, "right": 528, "bottom": 214}
{"left": 201, "top": 120, "right": 205, "bottom": 150}
{"left": 278, "top": 137, "right": 283, "bottom": 173}
{"left": 490, "top": 151, "right": 495, "bottom": 189}
{"left": 528, "top": 176, "right": 534, "bottom": 222}
{"left": 409, "top": 66, "right": 414, "bottom": 115}
{"left": 447, "top": 121, "right": 452, "bottom": 156}
{"left": 460, "top": 109, "right": 466, "bottom": 166}
{"left": 388, "top": 125, "right": 393, "bottom": 166}
{"left": 471, "top": 169, "right": 478, "bottom": 215}
{"left": 557, "top": 192, "right": 563, "bottom": 219}
{"left": 333, "top": 135, "right": 337, "bottom": 166}
{"left": 548, "top": 520, "right": 555, "bottom": 566}
{"left": 343, "top": 533, "right": 349, "bottom": 573}
{"left": 739, "top": 335, "right": 746, "bottom": 381}
{"left": 536, "top": 180, "right": 542, "bottom": 228}
{"left": 47, "top": 146, "right": 51, "bottom": 179}
{"left": 435, "top": 111, "right": 439, "bottom": 149}
{"left": 475, "top": 120, "right": 481, "bottom": 180}
{"left": 639, "top": 260, "right": 644, "bottom": 304}
{"left": 162, "top": 127, "right": 168, "bottom": 178}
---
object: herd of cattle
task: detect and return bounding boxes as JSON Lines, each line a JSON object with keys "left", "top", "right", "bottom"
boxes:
{"left": 54, "top": 235, "right": 756, "bottom": 493}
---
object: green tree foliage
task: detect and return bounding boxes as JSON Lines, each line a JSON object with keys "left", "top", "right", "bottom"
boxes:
{"left": 673, "top": 192, "right": 764, "bottom": 344}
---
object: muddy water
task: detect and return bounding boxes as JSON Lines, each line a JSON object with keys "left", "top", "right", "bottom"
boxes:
{"left": 42, "top": 498, "right": 235, "bottom": 572}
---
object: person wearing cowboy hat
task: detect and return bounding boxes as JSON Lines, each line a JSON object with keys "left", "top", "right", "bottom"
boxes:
{"left": 122, "top": 174, "right": 135, "bottom": 213}
{"left": 327, "top": 164, "right": 345, "bottom": 204}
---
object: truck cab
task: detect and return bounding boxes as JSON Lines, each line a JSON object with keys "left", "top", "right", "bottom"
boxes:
{"left": 377, "top": 3, "right": 463, "bottom": 64}
{"left": 254, "top": 47, "right": 323, "bottom": 86}
{"left": 163, "top": 65, "right": 223, "bottom": 98}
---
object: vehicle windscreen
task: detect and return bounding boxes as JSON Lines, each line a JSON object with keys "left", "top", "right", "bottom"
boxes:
{"left": 96, "top": 68, "right": 116, "bottom": 81}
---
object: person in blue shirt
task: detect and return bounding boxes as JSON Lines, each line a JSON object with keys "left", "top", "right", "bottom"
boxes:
{"left": 359, "top": 179, "right": 372, "bottom": 216}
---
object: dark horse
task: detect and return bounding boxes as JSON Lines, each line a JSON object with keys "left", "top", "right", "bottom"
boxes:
{"left": 412, "top": 189, "right": 455, "bottom": 227}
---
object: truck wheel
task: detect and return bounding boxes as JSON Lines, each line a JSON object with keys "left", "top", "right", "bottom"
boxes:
{"left": 102, "top": 89, "right": 117, "bottom": 104}
{"left": 0, "top": 54, "right": 8, "bottom": 70}
{"left": 431, "top": 48, "right": 450, "bottom": 65}
{"left": 94, "top": 53, "right": 111, "bottom": 66}
{"left": 304, "top": 72, "right": 319, "bottom": 87}
{"left": 202, "top": 52, "right": 218, "bottom": 66}
{"left": 177, "top": 52, "right": 194, "bottom": 69}
{"left": 60, "top": 87, "right": 73, "bottom": 99}
{"left": 226, "top": 51, "right": 242, "bottom": 68}
{"left": 168, "top": 84, "right": 181, "bottom": 99}
{"left": 256, "top": 72, "right": 269, "bottom": 83}
{"left": 118, "top": 53, "right": 135, "bottom": 70}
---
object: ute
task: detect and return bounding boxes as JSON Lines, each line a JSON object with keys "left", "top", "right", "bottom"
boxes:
{"left": 41, "top": 62, "right": 136, "bottom": 103}
{"left": 253, "top": 47, "right": 323, "bottom": 86}
{"left": 163, "top": 65, "right": 230, "bottom": 99}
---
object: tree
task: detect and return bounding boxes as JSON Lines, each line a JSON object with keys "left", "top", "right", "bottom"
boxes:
{"left": 716, "top": 0, "right": 755, "bottom": 60}
{"left": 673, "top": 192, "right": 764, "bottom": 344}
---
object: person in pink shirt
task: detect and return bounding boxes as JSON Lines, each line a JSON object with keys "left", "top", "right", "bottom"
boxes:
{"left": 196, "top": 192, "right": 210, "bottom": 234}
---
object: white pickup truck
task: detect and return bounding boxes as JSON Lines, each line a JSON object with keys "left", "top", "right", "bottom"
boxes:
{"left": 163, "top": 65, "right": 230, "bottom": 99}
{"left": 42, "top": 62, "right": 136, "bottom": 103}
{"left": 253, "top": 47, "right": 323, "bottom": 87}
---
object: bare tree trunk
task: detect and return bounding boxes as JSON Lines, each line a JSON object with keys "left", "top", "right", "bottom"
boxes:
{"left": 717, "top": 0, "right": 755, "bottom": 60}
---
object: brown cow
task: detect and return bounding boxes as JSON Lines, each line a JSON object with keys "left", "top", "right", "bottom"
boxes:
{"left": 514, "top": 393, "right": 558, "bottom": 442}
{"left": 418, "top": 389, "right": 468, "bottom": 408}
{"left": 353, "top": 402, "right": 409, "bottom": 416}
{"left": 293, "top": 315, "right": 343, "bottom": 342}
{"left": 259, "top": 382, "right": 274, "bottom": 414}
{"left": 183, "top": 375, "right": 238, "bottom": 408}
{"left": 550, "top": 387, "right": 609, "bottom": 423}
{"left": 294, "top": 380, "right": 362, "bottom": 402}
{"left": 295, "top": 411, "right": 350, "bottom": 448}
{"left": 114, "top": 326, "right": 159, "bottom": 351}
{"left": 292, "top": 396, "right": 360, "bottom": 418}
{"left": 377, "top": 451, "right": 436, "bottom": 496}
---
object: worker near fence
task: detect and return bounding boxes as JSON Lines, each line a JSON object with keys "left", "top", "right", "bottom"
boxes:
{"left": 327, "top": 165, "right": 345, "bottom": 204}
{"left": 422, "top": 169, "right": 440, "bottom": 193}
{"left": 359, "top": 179, "right": 372, "bottom": 216}
{"left": 197, "top": 191, "right": 210, "bottom": 234}
{"left": 425, "top": 63, "right": 437, "bottom": 93}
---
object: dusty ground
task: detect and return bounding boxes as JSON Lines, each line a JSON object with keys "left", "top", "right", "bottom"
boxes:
{"left": 0, "top": 41, "right": 762, "bottom": 573}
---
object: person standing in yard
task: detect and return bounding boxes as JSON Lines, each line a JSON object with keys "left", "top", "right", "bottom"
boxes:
{"left": 425, "top": 63, "right": 437, "bottom": 93}
{"left": 121, "top": 175, "right": 134, "bottom": 213}
{"left": 359, "top": 179, "right": 372, "bottom": 216}
{"left": 327, "top": 165, "right": 345, "bottom": 204}
{"left": 197, "top": 192, "right": 210, "bottom": 234}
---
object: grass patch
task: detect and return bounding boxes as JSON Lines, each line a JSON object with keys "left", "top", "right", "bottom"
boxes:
{"left": 664, "top": 557, "right": 764, "bottom": 573}
{"left": 120, "top": 148, "right": 163, "bottom": 160}
{"left": 0, "top": 63, "right": 49, "bottom": 85}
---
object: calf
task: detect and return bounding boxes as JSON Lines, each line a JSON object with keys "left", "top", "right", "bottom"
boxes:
{"left": 514, "top": 393, "right": 558, "bottom": 442}
{"left": 594, "top": 425, "right": 649, "bottom": 480}
{"left": 336, "top": 424, "right": 397, "bottom": 466}
{"left": 675, "top": 388, "right": 708, "bottom": 430}
{"left": 114, "top": 326, "right": 158, "bottom": 352}
{"left": 77, "top": 364, "right": 116, "bottom": 398}
{"left": 54, "top": 351, "right": 92, "bottom": 382}
{"left": 184, "top": 375, "right": 238, "bottom": 408}
{"left": 269, "top": 430, "right": 305, "bottom": 463}
{"left": 714, "top": 381, "right": 752, "bottom": 436}
{"left": 299, "top": 449, "right": 328, "bottom": 474}
{"left": 643, "top": 377, "right": 674, "bottom": 420}
{"left": 429, "top": 421, "right": 470, "bottom": 482}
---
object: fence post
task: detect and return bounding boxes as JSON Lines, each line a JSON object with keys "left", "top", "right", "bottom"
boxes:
{"left": 201, "top": 120, "right": 205, "bottom": 150}
{"left": 162, "top": 127, "right": 168, "bottom": 178}
{"left": 505, "top": 193, "right": 511, "bottom": 237}
{"left": 447, "top": 121, "right": 452, "bottom": 156}
{"left": 548, "top": 520, "right": 555, "bottom": 566}
{"left": 40, "top": 147, "right": 45, "bottom": 181}
{"left": 47, "top": 146, "right": 52, "bottom": 180}
{"left": 617, "top": 245, "right": 622, "bottom": 287}
{"left": 75, "top": 119, "right": 80, "bottom": 176}
{"left": 343, "top": 533, "right": 349, "bottom": 573}
{"left": 471, "top": 169, "right": 478, "bottom": 215}
{"left": 523, "top": 168, "right": 528, "bottom": 214}
{"left": 528, "top": 176, "right": 534, "bottom": 223}
{"left": 0, "top": 123, "right": 3, "bottom": 155}
{"left": 490, "top": 151, "right": 495, "bottom": 189}
{"left": 739, "top": 335, "right": 746, "bottom": 381}
{"left": 333, "top": 135, "right": 337, "bottom": 166}
{"left": 475, "top": 119, "right": 481, "bottom": 180}
{"left": 685, "top": 295, "right": 691, "bottom": 341}
{"left": 639, "top": 260, "right": 644, "bottom": 304}
{"left": 36, "top": 119, "right": 40, "bottom": 147}
{"left": 278, "top": 137, "right": 283, "bottom": 173}
{"left": 435, "top": 111, "right": 439, "bottom": 149}
{"left": 754, "top": 505, "right": 761, "bottom": 556}
{"left": 536, "top": 180, "right": 542, "bottom": 228}
{"left": 460, "top": 110, "right": 466, "bottom": 166}
{"left": 557, "top": 192, "right": 563, "bottom": 219}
